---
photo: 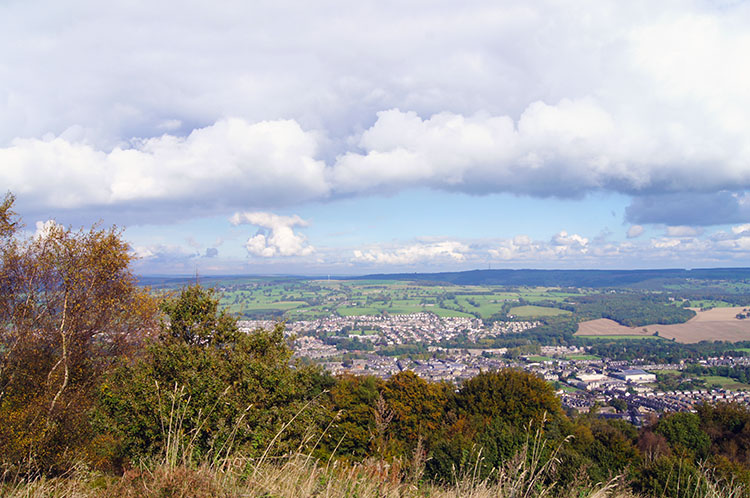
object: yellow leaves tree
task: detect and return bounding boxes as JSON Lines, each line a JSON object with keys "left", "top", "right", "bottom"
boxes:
{"left": 0, "top": 193, "right": 158, "bottom": 472}
{"left": 380, "top": 371, "right": 450, "bottom": 456}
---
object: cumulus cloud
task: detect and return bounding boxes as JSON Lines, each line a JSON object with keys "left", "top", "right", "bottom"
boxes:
{"left": 230, "top": 211, "right": 314, "bottom": 257}
{"left": 1, "top": 119, "right": 329, "bottom": 218}
{"left": 482, "top": 228, "right": 748, "bottom": 267}
{"left": 626, "top": 225, "right": 644, "bottom": 238}
{"left": 352, "top": 241, "right": 469, "bottom": 265}
{"left": 488, "top": 235, "right": 540, "bottom": 260}
{"left": 329, "top": 97, "right": 750, "bottom": 201}
{"left": 652, "top": 238, "right": 682, "bottom": 249}
{"left": 130, "top": 243, "right": 197, "bottom": 264}
{"left": 5, "top": 1, "right": 750, "bottom": 232}
{"left": 665, "top": 226, "right": 703, "bottom": 238}
{"left": 9, "top": 99, "right": 750, "bottom": 227}
{"left": 486, "top": 231, "right": 595, "bottom": 262}
{"left": 707, "top": 224, "right": 750, "bottom": 254}
{"left": 551, "top": 231, "right": 588, "bottom": 251}
{"left": 33, "top": 220, "right": 63, "bottom": 240}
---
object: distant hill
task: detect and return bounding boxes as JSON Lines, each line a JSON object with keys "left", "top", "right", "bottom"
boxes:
{"left": 136, "top": 267, "right": 750, "bottom": 291}
{"left": 349, "top": 268, "right": 750, "bottom": 288}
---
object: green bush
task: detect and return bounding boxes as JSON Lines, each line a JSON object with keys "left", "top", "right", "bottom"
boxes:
{"left": 93, "top": 285, "right": 332, "bottom": 469}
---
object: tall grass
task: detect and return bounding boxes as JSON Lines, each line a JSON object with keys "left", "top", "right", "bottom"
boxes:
{"left": 2, "top": 451, "right": 741, "bottom": 497}
{"left": 1, "top": 455, "right": 632, "bottom": 498}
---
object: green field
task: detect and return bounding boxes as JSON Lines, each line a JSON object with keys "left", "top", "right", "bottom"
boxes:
{"left": 348, "top": 329, "right": 379, "bottom": 336}
{"left": 509, "top": 305, "right": 571, "bottom": 318}
{"left": 174, "top": 278, "right": 590, "bottom": 321}
{"left": 429, "top": 307, "right": 476, "bottom": 318}
{"left": 527, "top": 355, "right": 556, "bottom": 362}
{"left": 147, "top": 277, "right": 601, "bottom": 323}
{"left": 699, "top": 375, "right": 750, "bottom": 391}
{"left": 686, "top": 300, "right": 734, "bottom": 309}
{"left": 564, "top": 354, "right": 600, "bottom": 361}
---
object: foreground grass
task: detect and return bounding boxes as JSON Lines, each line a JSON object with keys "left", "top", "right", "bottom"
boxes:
{"left": 1, "top": 457, "right": 630, "bottom": 498}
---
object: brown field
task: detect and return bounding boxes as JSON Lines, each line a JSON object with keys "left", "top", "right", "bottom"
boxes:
{"left": 576, "top": 307, "right": 750, "bottom": 343}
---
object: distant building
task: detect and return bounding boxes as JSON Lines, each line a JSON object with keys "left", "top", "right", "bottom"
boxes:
{"left": 572, "top": 372, "right": 608, "bottom": 390}
{"left": 612, "top": 369, "right": 656, "bottom": 383}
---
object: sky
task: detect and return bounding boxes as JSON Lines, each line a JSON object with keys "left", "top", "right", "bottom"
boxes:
{"left": 2, "top": 0, "right": 750, "bottom": 275}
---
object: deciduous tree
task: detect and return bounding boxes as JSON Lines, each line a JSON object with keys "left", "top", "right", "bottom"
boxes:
{"left": 0, "top": 193, "right": 158, "bottom": 472}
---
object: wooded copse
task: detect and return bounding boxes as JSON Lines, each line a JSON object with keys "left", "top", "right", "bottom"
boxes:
{"left": 3, "top": 193, "right": 750, "bottom": 497}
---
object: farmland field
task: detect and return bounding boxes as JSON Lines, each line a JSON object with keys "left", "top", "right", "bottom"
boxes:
{"left": 145, "top": 277, "right": 580, "bottom": 321}
{"left": 576, "top": 334, "right": 665, "bottom": 341}
{"left": 509, "top": 305, "right": 571, "bottom": 318}
{"left": 699, "top": 375, "right": 750, "bottom": 391}
{"left": 526, "top": 355, "right": 556, "bottom": 362}
{"left": 576, "top": 307, "right": 750, "bottom": 343}
{"left": 564, "top": 354, "right": 600, "bottom": 361}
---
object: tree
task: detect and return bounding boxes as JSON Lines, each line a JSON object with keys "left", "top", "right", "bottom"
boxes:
{"left": 323, "top": 374, "right": 382, "bottom": 460}
{"left": 454, "top": 369, "right": 563, "bottom": 427}
{"left": 655, "top": 412, "right": 710, "bottom": 459}
{"left": 159, "top": 283, "right": 240, "bottom": 346}
{"left": 428, "top": 369, "right": 568, "bottom": 481}
{"left": 380, "top": 371, "right": 450, "bottom": 455}
{"left": 95, "top": 285, "right": 333, "bottom": 468}
{"left": 0, "top": 194, "right": 159, "bottom": 472}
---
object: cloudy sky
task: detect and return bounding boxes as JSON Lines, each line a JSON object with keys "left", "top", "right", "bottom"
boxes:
{"left": 3, "top": 0, "right": 750, "bottom": 275}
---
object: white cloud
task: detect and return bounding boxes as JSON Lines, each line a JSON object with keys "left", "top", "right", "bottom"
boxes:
{"left": 551, "top": 230, "right": 588, "bottom": 247}
{"left": 626, "top": 225, "right": 644, "bottom": 238}
{"left": 352, "top": 241, "right": 469, "bottom": 265}
{"left": 488, "top": 235, "right": 540, "bottom": 260}
{"left": 652, "top": 238, "right": 681, "bottom": 249}
{"left": 665, "top": 226, "right": 703, "bottom": 238}
{"left": 716, "top": 236, "right": 750, "bottom": 252}
{"left": 132, "top": 246, "right": 157, "bottom": 260}
{"left": 230, "top": 211, "right": 314, "bottom": 257}
{"left": 33, "top": 219, "right": 62, "bottom": 240}
{"left": 329, "top": 98, "right": 750, "bottom": 199}
{"left": 482, "top": 228, "right": 746, "bottom": 267}
{"left": 1, "top": 118, "right": 329, "bottom": 216}
{"left": 488, "top": 231, "right": 599, "bottom": 262}
{"left": 130, "top": 243, "right": 195, "bottom": 262}
{"left": 4, "top": 1, "right": 750, "bottom": 234}
{"left": 550, "top": 231, "right": 589, "bottom": 256}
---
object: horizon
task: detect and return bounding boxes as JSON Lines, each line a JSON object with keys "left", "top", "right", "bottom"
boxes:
{"left": 134, "top": 265, "right": 750, "bottom": 280}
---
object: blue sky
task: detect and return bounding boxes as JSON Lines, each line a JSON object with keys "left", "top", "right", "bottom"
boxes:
{"left": 3, "top": 0, "right": 750, "bottom": 275}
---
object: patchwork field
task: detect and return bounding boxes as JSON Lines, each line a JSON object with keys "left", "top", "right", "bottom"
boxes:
{"left": 699, "top": 375, "right": 750, "bottom": 391}
{"left": 509, "top": 305, "right": 572, "bottom": 318}
{"left": 576, "top": 307, "right": 750, "bottom": 343}
{"left": 151, "top": 277, "right": 583, "bottom": 320}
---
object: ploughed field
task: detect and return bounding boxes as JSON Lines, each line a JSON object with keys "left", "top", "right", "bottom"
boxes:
{"left": 575, "top": 307, "right": 750, "bottom": 343}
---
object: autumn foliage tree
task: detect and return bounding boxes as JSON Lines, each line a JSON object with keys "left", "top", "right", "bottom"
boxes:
{"left": 0, "top": 193, "right": 158, "bottom": 473}
{"left": 380, "top": 371, "right": 450, "bottom": 456}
